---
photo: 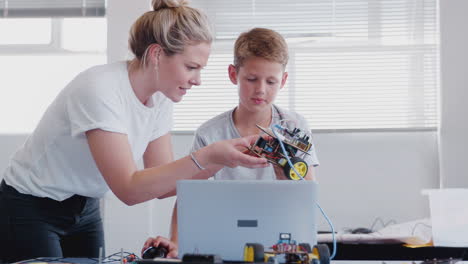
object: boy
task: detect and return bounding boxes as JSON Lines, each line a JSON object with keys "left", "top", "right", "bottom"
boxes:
{"left": 142, "top": 28, "right": 319, "bottom": 256}
{"left": 187, "top": 28, "right": 319, "bottom": 181}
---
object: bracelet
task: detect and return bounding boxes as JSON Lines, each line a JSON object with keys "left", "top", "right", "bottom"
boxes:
{"left": 190, "top": 152, "right": 205, "bottom": 170}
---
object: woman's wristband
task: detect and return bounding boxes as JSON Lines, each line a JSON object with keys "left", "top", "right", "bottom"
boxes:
{"left": 190, "top": 152, "right": 205, "bottom": 170}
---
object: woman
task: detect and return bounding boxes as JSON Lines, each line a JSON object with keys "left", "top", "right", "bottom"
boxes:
{"left": 0, "top": 0, "right": 267, "bottom": 262}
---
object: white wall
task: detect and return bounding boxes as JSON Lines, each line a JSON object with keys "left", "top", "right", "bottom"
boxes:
{"left": 439, "top": 0, "right": 468, "bottom": 188}
{"left": 106, "top": 0, "right": 151, "bottom": 64}
{"left": 0, "top": 134, "right": 28, "bottom": 172}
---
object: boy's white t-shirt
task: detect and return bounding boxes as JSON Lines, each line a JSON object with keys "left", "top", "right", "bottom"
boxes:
{"left": 3, "top": 62, "right": 173, "bottom": 201}
{"left": 191, "top": 105, "right": 319, "bottom": 180}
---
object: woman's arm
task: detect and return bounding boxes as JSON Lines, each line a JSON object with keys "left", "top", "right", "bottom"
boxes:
{"left": 143, "top": 133, "right": 174, "bottom": 169}
{"left": 144, "top": 133, "right": 224, "bottom": 198}
{"left": 86, "top": 129, "right": 266, "bottom": 205}
{"left": 169, "top": 201, "right": 178, "bottom": 245}
{"left": 159, "top": 164, "right": 223, "bottom": 199}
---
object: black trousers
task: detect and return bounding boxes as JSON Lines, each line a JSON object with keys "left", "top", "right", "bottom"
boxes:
{"left": 0, "top": 180, "right": 104, "bottom": 263}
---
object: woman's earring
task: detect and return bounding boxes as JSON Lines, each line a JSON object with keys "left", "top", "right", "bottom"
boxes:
{"left": 154, "top": 64, "right": 159, "bottom": 81}
{"left": 154, "top": 50, "right": 161, "bottom": 80}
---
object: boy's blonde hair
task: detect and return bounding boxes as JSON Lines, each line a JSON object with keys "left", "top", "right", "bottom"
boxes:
{"left": 129, "top": 0, "right": 213, "bottom": 67}
{"left": 233, "top": 28, "right": 288, "bottom": 70}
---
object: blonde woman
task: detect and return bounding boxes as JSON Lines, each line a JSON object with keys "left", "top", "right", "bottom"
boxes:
{"left": 0, "top": 0, "right": 267, "bottom": 262}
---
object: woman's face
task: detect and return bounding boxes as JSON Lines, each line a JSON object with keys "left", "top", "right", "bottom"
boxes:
{"left": 157, "top": 42, "right": 211, "bottom": 103}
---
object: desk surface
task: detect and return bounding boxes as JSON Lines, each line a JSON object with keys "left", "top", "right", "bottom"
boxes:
{"left": 13, "top": 245, "right": 468, "bottom": 264}
{"left": 15, "top": 260, "right": 468, "bottom": 264}
{"left": 334, "top": 262, "right": 468, "bottom": 264}
{"left": 328, "top": 243, "right": 468, "bottom": 261}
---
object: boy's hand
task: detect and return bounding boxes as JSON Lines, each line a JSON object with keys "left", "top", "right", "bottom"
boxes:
{"left": 142, "top": 236, "right": 178, "bottom": 258}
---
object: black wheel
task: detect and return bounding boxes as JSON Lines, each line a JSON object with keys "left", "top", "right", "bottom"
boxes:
{"left": 282, "top": 157, "right": 308, "bottom": 180}
{"left": 313, "top": 244, "right": 330, "bottom": 264}
{"left": 299, "top": 243, "right": 312, "bottom": 253}
{"left": 244, "top": 243, "right": 264, "bottom": 262}
{"left": 267, "top": 256, "right": 277, "bottom": 264}
{"left": 285, "top": 253, "right": 302, "bottom": 263}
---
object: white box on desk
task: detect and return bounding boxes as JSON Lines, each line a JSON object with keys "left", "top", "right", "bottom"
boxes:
{"left": 423, "top": 188, "right": 468, "bottom": 247}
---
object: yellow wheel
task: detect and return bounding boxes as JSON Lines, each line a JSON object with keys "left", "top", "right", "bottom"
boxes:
{"left": 243, "top": 245, "right": 254, "bottom": 262}
{"left": 283, "top": 157, "right": 308, "bottom": 180}
{"left": 243, "top": 243, "right": 264, "bottom": 262}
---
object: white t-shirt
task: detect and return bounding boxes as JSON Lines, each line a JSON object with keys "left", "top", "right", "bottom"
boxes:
{"left": 191, "top": 105, "right": 319, "bottom": 180}
{"left": 3, "top": 62, "right": 173, "bottom": 201}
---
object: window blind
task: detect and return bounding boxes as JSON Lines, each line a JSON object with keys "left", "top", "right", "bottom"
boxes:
{"left": 0, "top": 0, "right": 105, "bottom": 17}
{"left": 173, "top": 0, "right": 439, "bottom": 131}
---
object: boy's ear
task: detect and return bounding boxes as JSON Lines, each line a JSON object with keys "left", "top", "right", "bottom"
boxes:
{"left": 280, "top": 72, "right": 289, "bottom": 89}
{"left": 228, "top": 64, "right": 238, "bottom": 85}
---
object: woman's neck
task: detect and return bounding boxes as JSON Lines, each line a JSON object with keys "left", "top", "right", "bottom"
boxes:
{"left": 127, "top": 61, "right": 156, "bottom": 106}
{"left": 233, "top": 105, "right": 273, "bottom": 137}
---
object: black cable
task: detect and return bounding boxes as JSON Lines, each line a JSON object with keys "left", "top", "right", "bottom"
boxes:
{"left": 19, "top": 251, "right": 140, "bottom": 264}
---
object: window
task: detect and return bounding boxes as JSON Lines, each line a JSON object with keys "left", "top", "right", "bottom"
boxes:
{"left": 0, "top": 0, "right": 106, "bottom": 134}
{"left": 0, "top": 0, "right": 105, "bottom": 17}
{"left": 174, "top": 0, "right": 439, "bottom": 131}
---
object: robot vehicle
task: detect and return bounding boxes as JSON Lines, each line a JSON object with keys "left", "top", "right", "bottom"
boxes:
{"left": 243, "top": 233, "right": 330, "bottom": 264}
{"left": 248, "top": 124, "right": 313, "bottom": 180}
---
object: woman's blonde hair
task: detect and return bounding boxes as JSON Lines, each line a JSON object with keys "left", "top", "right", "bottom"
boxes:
{"left": 233, "top": 28, "right": 288, "bottom": 70}
{"left": 129, "top": 0, "right": 213, "bottom": 67}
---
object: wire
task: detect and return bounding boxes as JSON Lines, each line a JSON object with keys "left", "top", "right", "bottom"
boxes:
{"left": 316, "top": 203, "right": 337, "bottom": 259}
{"left": 271, "top": 124, "right": 337, "bottom": 260}
{"left": 369, "top": 217, "right": 386, "bottom": 231}
{"left": 16, "top": 251, "right": 140, "bottom": 264}
{"left": 411, "top": 222, "right": 432, "bottom": 236}
{"left": 89, "top": 251, "right": 140, "bottom": 264}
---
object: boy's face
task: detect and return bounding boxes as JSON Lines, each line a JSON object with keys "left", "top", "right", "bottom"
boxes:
{"left": 229, "top": 57, "right": 288, "bottom": 114}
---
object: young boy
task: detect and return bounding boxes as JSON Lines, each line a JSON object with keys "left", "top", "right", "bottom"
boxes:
{"left": 142, "top": 28, "right": 319, "bottom": 256}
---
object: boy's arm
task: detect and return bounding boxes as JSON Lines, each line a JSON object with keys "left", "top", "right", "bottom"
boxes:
{"left": 170, "top": 201, "right": 179, "bottom": 244}
{"left": 304, "top": 168, "right": 314, "bottom": 180}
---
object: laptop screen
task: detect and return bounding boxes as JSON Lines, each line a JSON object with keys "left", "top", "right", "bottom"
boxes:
{"left": 177, "top": 180, "right": 317, "bottom": 261}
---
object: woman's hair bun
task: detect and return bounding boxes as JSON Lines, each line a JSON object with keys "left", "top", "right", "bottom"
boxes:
{"left": 152, "top": 0, "right": 189, "bottom": 11}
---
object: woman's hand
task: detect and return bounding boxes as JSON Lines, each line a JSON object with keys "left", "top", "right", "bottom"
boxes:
{"left": 141, "top": 236, "right": 178, "bottom": 258}
{"left": 197, "top": 135, "right": 268, "bottom": 169}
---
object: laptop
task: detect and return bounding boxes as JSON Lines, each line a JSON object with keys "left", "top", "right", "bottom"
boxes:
{"left": 177, "top": 180, "right": 318, "bottom": 262}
